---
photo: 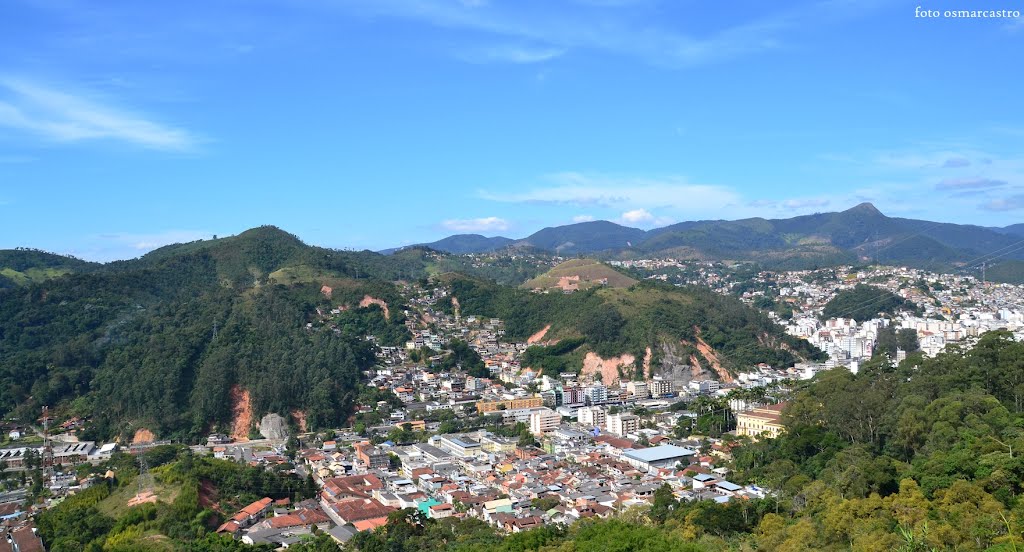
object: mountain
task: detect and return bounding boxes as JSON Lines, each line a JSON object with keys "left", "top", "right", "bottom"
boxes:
{"left": 998, "top": 223, "right": 1024, "bottom": 237}
{"left": 0, "top": 226, "right": 424, "bottom": 441}
{"left": 395, "top": 203, "right": 1024, "bottom": 279}
{"left": 519, "top": 220, "right": 646, "bottom": 254}
{"left": 394, "top": 233, "right": 515, "bottom": 255}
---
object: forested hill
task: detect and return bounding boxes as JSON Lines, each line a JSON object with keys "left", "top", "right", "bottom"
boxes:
{"left": 0, "top": 226, "right": 422, "bottom": 442}
{"left": 437, "top": 275, "right": 823, "bottom": 379}
{"left": 0, "top": 249, "right": 99, "bottom": 289}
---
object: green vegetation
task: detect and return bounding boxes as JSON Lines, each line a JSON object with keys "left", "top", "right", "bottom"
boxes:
{"left": 986, "top": 260, "right": 1024, "bottom": 284}
{"left": 432, "top": 339, "right": 488, "bottom": 377}
{"left": 441, "top": 277, "right": 822, "bottom": 374}
{"left": 820, "top": 284, "right": 921, "bottom": 321}
{"left": 0, "top": 227, "right": 419, "bottom": 441}
{"left": 37, "top": 450, "right": 313, "bottom": 551}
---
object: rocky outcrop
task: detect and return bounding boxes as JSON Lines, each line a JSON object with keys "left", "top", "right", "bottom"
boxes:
{"left": 259, "top": 413, "right": 288, "bottom": 441}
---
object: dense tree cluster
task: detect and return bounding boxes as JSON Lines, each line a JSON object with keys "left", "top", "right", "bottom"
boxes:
{"left": 820, "top": 284, "right": 921, "bottom": 321}
{"left": 0, "top": 228, "right": 410, "bottom": 441}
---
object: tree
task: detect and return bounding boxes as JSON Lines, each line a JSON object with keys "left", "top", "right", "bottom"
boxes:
{"left": 518, "top": 429, "right": 537, "bottom": 448}
{"left": 650, "top": 483, "right": 678, "bottom": 522}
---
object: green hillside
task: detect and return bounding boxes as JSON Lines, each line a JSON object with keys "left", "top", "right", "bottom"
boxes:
{"left": 821, "top": 284, "right": 922, "bottom": 321}
{"left": 440, "top": 276, "right": 823, "bottom": 377}
{"left": 0, "top": 227, "right": 418, "bottom": 441}
{"left": 521, "top": 259, "right": 637, "bottom": 290}
{"left": 37, "top": 446, "right": 314, "bottom": 551}
{"left": 0, "top": 249, "right": 98, "bottom": 289}
{"left": 986, "top": 260, "right": 1024, "bottom": 284}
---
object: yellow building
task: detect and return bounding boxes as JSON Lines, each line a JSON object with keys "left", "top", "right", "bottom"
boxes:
{"left": 476, "top": 396, "right": 544, "bottom": 414}
{"left": 736, "top": 403, "right": 787, "bottom": 439}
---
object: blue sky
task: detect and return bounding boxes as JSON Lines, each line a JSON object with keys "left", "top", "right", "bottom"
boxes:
{"left": 1, "top": 0, "right": 1022, "bottom": 261}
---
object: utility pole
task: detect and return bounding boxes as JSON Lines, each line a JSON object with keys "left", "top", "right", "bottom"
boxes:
{"left": 42, "top": 406, "right": 53, "bottom": 482}
{"left": 212, "top": 321, "right": 218, "bottom": 341}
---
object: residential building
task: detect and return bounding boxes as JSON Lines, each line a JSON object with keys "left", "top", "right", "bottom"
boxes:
{"left": 577, "top": 406, "right": 606, "bottom": 428}
{"left": 529, "top": 408, "right": 561, "bottom": 435}
{"left": 606, "top": 413, "right": 640, "bottom": 437}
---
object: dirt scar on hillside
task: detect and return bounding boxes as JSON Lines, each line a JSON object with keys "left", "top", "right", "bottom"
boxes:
{"left": 229, "top": 385, "right": 253, "bottom": 442}
{"left": 359, "top": 296, "right": 389, "bottom": 320}
{"left": 527, "top": 325, "right": 551, "bottom": 345}
{"left": 582, "top": 352, "right": 636, "bottom": 385}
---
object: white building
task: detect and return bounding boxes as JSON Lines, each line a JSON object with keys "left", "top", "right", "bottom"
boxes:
{"left": 529, "top": 408, "right": 561, "bottom": 436}
{"left": 577, "top": 406, "right": 607, "bottom": 428}
{"left": 649, "top": 378, "right": 673, "bottom": 397}
{"left": 606, "top": 412, "right": 640, "bottom": 437}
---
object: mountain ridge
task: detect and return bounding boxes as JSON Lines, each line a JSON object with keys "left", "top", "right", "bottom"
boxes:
{"left": 390, "top": 203, "right": 1024, "bottom": 275}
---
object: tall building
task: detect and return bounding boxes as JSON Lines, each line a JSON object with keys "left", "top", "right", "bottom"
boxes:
{"left": 585, "top": 384, "right": 608, "bottom": 405}
{"left": 606, "top": 412, "right": 640, "bottom": 436}
{"left": 649, "top": 378, "right": 673, "bottom": 397}
{"left": 529, "top": 408, "right": 561, "bottom": 436}
{"left": 577, "top": 406, "right": 607, "bottom": 428}
{"left": 626, "top": 381, "right": 649, "bottom": 398}
{"left": 561, "top": 386, "right": 585, "bottom": 405}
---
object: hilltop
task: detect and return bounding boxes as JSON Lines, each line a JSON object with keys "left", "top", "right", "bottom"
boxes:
{"left": 521, "top": 259, "right": 637, "bottom": 291}
{"left": 0, "top": 226, "right": 421, "bottom": 441}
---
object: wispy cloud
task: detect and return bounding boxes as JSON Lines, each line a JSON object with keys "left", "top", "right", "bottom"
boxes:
{"left": 942, "top": 157, "right": 971, "bottom": 168}
{"left": 459, "top": 44, "right": 566, "bottom": 64}
{"left": 440, "top": 216, "right": 510, "bottom": 233}
{"left": 0, "top": 78, "right": 197, "bottom": 151}
{"left": 936, "top": 177, "right": 1007, "bottom": 190}
{"left": 480, "top": 172, "right": 742, "bottom": 211}
{"left": 982, "top": 195, "right": 1024, "bottom": 211}
{"left": 336, "top": 0, "right": 866, "bottom": 67}
{"left": 572, "top": 214, "right": 595, "bottom": 223}
{"left": 98, "top": 229, "right": 215, "bottom": 251}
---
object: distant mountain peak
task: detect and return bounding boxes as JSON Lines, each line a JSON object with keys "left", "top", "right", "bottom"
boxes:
{"left": 845, "top": 202, "right": 884, "bottom": 216}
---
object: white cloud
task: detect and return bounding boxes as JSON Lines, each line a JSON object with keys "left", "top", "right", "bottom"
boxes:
{"left": 440, "top": 216, "right": 510, "bottom": 233}
{"left": 99, "top": 229, "right": 216, "bottom": 251}
{"left": 0, "top": 78, "right": 197, "bottom": 151}
{"left": 572, "top": 214, "right": 595, "bottom": 223}
{"left": 620, "top": 208, "right": 653, "bottom": 224}
{"left": 459, "top": 45, "right": 566, "bottom": 64}
{"left": 936, "top": 178, "right": 1007, "bottom": 190}
{"left": 480, "top": 172, "right": 743, "bottom": 214}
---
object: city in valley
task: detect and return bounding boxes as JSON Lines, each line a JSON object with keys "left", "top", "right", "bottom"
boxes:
{"left": 3, "top": 253, "right": 1021, "bottom": 549}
